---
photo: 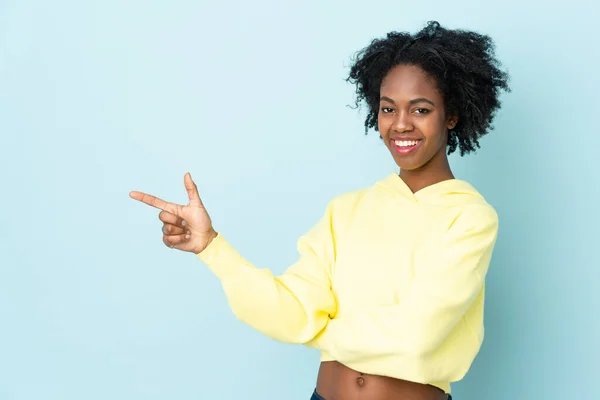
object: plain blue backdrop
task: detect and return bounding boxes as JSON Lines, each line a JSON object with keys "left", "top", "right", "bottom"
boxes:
{"left": 1, "top": 1, "right": 599, "bottom": 399}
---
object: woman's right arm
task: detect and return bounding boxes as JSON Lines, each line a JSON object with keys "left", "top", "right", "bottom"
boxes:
{"left": 197, "top": 201, "right": 338, "bottom": 344}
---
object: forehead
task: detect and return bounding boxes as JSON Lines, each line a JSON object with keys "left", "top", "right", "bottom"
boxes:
{"left": 380, "top": 64, "right": 441, "bottom": 98}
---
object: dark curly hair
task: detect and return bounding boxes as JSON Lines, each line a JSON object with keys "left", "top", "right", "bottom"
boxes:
{"left": 348, "top": 21, "right": 510, "bottom": 155}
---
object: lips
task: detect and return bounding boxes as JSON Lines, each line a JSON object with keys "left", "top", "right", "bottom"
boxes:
{"left": 391, "top": 138, "right": 422, "bottom": 155}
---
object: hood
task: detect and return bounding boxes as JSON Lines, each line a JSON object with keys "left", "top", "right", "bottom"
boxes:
{"left": 376, "top": 173, "right": 486, "bottom": 207}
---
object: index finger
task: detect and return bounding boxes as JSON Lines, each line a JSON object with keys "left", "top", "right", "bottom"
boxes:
{"left": 129, "top": 191, "right": 179, "bottom": 214}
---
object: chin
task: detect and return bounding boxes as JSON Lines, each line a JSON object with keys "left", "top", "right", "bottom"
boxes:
{"left": 388, "top": 152, "right": 424, "bottom": 171}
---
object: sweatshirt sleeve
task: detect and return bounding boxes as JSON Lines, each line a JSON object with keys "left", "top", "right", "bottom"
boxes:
{"left": 307, "top": 204, "right": 498, "bottom": 362}
{"left": 196, "top": 201, "right": 339, "bottom": 344}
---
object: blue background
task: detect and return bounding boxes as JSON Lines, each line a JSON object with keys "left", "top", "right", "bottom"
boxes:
{"left": 1, "top": 1, "right": 598, "bottom": 399}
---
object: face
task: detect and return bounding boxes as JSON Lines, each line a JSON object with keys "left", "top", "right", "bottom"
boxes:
{"left": 378, "top": 64, "right": 457, "bottom": 172}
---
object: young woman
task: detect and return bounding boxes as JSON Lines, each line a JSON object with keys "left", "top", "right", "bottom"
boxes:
{"left": 130, "top": 21, "right": 510, "bottom": 400}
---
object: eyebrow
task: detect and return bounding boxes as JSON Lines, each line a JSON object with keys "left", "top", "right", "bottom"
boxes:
{"left": 380, "top": 96, "right": 435, "bottom": 106}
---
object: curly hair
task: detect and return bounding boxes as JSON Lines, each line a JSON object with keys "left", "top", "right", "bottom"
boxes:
{"left": 348, "top": 21, "right": 510, "bottom": 155}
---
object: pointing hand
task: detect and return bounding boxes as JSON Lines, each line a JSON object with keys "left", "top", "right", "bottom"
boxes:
{"left": 129, "top": 172, "right": 218, "bottom": 254}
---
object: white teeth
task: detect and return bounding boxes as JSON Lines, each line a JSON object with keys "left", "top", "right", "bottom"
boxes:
{"left": 394, "top": 140, "right": 418, "bottom": 147}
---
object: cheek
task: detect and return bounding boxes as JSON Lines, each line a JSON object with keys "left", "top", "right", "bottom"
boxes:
{"left": 421, "top": 116, "right": 447, "bottom": 142}
{"left": 377, "top": 114, "right": 390, "bottom": 134}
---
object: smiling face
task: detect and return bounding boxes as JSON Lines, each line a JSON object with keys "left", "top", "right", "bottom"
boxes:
{"left": 378, "top": 64, "right": 458, "bottom": 174}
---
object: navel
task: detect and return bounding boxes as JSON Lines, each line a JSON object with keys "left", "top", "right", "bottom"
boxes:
{"left": 356, "top": 372, "right": 365, "bottom": 387}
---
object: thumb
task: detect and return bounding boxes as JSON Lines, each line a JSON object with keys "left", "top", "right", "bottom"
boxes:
{"left": 184, "top": 172, "right": 203, "bottom": 207}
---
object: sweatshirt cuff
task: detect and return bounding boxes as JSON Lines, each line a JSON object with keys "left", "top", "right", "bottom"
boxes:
{"left": 196, "top": 233, "right": 248, "bottom": 281}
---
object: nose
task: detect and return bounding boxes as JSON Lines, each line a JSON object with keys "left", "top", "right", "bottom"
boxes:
{"left": 392, "top": 110, "right": 414, "bottom": 132}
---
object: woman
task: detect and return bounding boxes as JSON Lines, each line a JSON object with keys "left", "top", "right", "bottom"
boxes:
{"left": 130, "top": 21, "right": 510, "bottom": 400}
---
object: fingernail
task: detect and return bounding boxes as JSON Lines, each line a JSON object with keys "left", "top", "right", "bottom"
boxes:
{"left": 181, "top": 220, "right": 187, "bottom": 226}
{"left": 185, "top": 234, "right": 190, "bottom": 239}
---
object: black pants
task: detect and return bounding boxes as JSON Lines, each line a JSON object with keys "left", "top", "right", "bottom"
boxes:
{"left": 310, "top": 388, "right": 453, "bottom": 399}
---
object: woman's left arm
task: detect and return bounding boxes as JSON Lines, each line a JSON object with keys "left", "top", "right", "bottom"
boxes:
{"left": 307, "top": 204, "right": 499, "bottom": 362}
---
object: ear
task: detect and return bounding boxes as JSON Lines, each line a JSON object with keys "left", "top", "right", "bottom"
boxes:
{"left": 447, "top": 115, "right": 458, "bottom": 130}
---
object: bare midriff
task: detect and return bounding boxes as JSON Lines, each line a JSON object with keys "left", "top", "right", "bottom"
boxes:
{"left": 315, "top": 361, "right": 449, "bottom": 400}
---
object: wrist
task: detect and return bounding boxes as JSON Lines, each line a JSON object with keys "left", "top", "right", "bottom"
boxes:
{"left": 196, "top": 229, "right": 218, "bottom": 254}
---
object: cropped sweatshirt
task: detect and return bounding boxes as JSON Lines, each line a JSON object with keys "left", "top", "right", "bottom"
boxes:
{"left": 197, "top": 173, "right": 499, "bottom": 394}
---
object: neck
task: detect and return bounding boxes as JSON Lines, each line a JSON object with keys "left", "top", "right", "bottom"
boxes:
{"left": 399, "top": 153, "right": 454, "bottom": 193}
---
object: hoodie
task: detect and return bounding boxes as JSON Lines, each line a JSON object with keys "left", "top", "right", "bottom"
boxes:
{"left": 197, "top": 173, "right": 499, "bottom": 394}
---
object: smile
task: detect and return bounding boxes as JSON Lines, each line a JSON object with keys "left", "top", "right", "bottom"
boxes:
{"left": 392, "top": 139, "right": 422, "bottom": 155}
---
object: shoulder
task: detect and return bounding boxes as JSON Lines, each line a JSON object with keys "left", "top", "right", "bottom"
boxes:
{"left": 447, "top": 201, "right": 499, "bottom": 238}
{"left": 444, "top": 178, "right": 498, "bottom": 225}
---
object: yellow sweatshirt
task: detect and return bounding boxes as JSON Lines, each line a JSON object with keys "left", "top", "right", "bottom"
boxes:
{"left": 197, "top": 173, "right": 499, "bottom": 394}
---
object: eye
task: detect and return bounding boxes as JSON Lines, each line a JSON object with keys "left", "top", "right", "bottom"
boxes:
{"left": 413, "top": 108, "right": 430, "bottom": 114}
{"left": 380, "top": 107, "right": 395, "bottom": 114}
